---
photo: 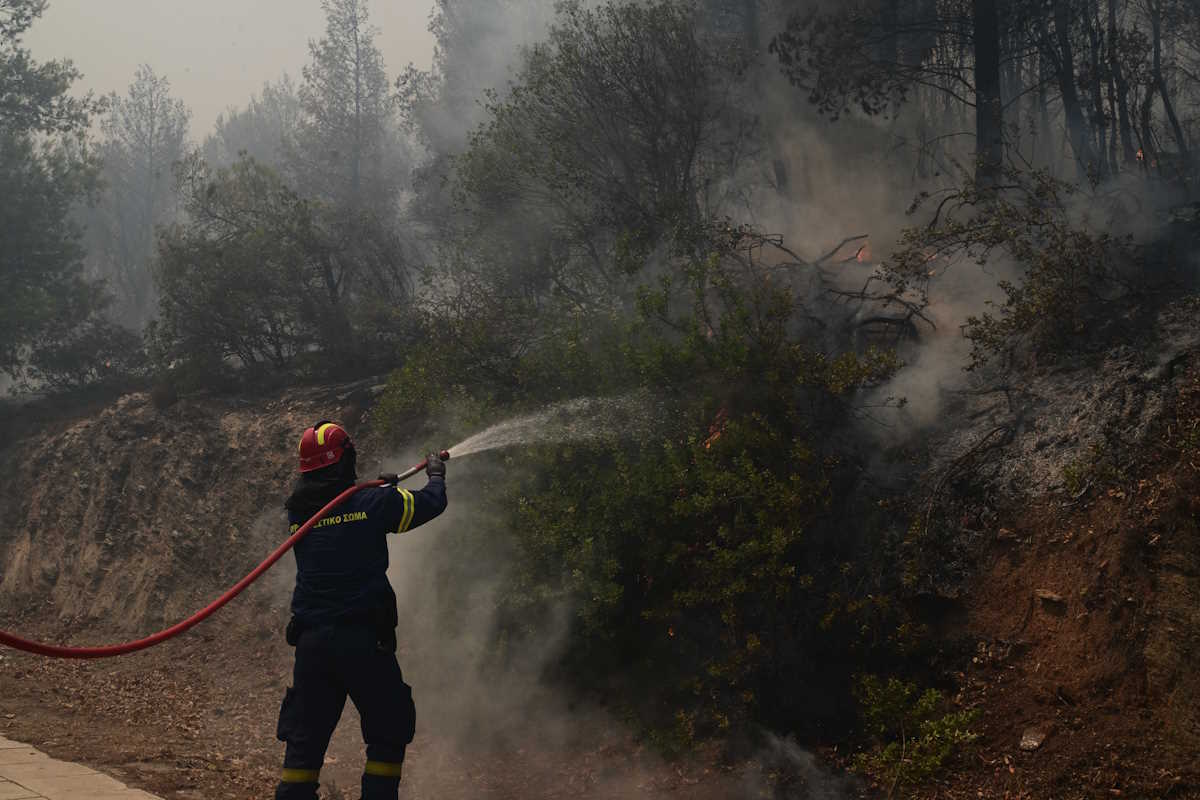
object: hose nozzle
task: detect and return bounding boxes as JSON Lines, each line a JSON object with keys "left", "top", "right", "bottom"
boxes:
{"left": 379, "top": 448, "right": 452, "bottom": 484}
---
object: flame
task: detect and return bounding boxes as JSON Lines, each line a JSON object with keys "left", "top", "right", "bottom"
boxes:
{"left": 703, "top": 407, "right": 729, "bottom": 450}
{"left": 856, "top": 242, "right": 872, "bottom": 263}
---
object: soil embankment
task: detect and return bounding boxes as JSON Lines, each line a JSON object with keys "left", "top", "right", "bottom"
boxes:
{"left": 914, "top": 303, "right": 1200, "bottom": 798}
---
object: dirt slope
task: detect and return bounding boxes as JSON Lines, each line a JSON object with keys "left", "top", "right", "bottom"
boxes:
{"left": 914, "top": 303, "right": 1200, "bottom": 799}
{"left": 0, "top": 387, "right": 369, "bottom": 634}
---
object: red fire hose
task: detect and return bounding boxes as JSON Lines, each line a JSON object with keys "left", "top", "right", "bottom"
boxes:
{"left": 0, "top": 451, "right": 448, "bottom": 660}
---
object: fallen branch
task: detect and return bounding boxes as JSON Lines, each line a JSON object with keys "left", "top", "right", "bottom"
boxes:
{"left": 815, "top": 234, "right": 870, "bottom": 266}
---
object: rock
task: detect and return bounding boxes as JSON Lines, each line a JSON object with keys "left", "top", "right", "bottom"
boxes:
{"left": 1020, "top": 727, "right": 1049, "bottom": 751}
{"left": 1035, "top": 589, "right": 1065, "bottom": 603}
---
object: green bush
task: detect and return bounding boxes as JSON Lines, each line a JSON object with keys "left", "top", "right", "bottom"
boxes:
{"left": 852, "top": 675, "right": 979, "bottom": 786}
{"left": 376, "top": 222, "right": 915, "bottom": 739}
{"left": 25, "top": 317, "right": 146, "bottom": 392}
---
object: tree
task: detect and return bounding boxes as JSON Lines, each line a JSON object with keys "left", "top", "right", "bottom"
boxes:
{"left": 1143, "top": 0, "right": 1190, "bottom": 162}
{"left": 0, "top": 0, "right": 92, "bottom": 133}
{"left": 292, "top": 0, "right": 401, "bottom": 213}
{"left": 0, "top": 0, "right": 114, "bottom": 386}
{"left": 88, "top": 64, "right": 190, "bottom": 327}
{"left": 1050, "top": 0, "right": 1100, "bottom": 177}
{"left": 155, "top": 153, "right": 414, "bottom": 375}
{"left": 396, "top": 0, "right": 558, "bottom": 243}
{"left": 449, "top": 0, "right": 754, "bottom": 318}
{"left": 203, "top": 75, "right": 300, "bottom": 169}
{"left": 380, "top": 219, "right": 905, "bottom": 738}
{"left": 282, "top": 0, "right": 416, "bottom": 351}
{"left": 154, "top": 157, "right": 333, "bottom": 372}
{"left": 397, "top": 0, "right": 556, "bottom": 155}
{"left": 973, "top": 0, "right": 1003, "bottom": 184}
{"left": 769, "top": 0, "right": 1200, "bottom": 187}
{"left": 770, "top": 0, "right": 1013, "bottom": 185}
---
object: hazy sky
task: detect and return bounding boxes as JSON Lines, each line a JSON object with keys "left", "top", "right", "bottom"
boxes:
{"left": 24, "top": 0, "right": 437, "bottom": 139}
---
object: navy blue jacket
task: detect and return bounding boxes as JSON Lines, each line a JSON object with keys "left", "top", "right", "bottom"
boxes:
{"left": 286, "top": 478, "right": 447, "bottom": 628}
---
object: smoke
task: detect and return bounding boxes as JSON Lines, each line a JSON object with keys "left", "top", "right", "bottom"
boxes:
{"left": 859, "top": 254, "right": 1016, "bottom": 442}
{"left": 378, "top": 394, "right": 660, "bottom": 741}
{"left": 740, "top": 734, "right": 858, "bottom": 800}
{"left": 727, "top": 45, "right": 996, "bottom": 437}
{"left": 363, "top": 446, "right": 732, "bottom": 796}
{"left": 414, "top": 0, "right": 561, "bottom": 152}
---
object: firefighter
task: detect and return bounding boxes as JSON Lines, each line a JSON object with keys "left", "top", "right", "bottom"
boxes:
{"left": 275, "top": 420, "right": 447, "bottom": 800}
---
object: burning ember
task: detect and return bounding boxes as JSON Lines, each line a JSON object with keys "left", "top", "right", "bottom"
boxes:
{"left": 856, "top": 242, "right": 872, "bottom": 263}
{"left": 704, "top": 407, "right": 729, "bottom": 449}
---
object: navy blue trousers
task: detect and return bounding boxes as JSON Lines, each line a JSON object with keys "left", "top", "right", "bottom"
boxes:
{"left": 275, "top": 624, "right": 415, "bottom": 800}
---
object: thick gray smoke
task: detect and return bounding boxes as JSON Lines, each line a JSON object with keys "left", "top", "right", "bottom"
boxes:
{"left": 411, "top": 0, "right": 559, "bottom": 152}
{"left": 366, "top": 449, "right": 721, "bottom": 797}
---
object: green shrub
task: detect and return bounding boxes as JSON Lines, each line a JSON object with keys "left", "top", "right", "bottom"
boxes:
{"left": 852, "top": 675, "right": 979, "bottom": 786}
{"left": 373, "top": 222, "right": 917, "bottom": 741}
{"left": 23, "top": 317, "right": 146, "bottom": 393}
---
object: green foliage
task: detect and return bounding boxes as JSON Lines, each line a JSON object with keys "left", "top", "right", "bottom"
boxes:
{"left": 0, "top": 0, "right": 117, "bottom": 389}
{"left": 376, "top": 0, "right": 923, "bottom": 752}
{"left": 852, "top": 675, "right": 979, "bottom": 786}
{"left": 0, "top": 132, "right": 100, "bottom": 374}
{"left": 377, "top": 218, "right": 913, "bottom": 738}
{"left": 0, "top": 0, "right": 97, "bottom": 136}
{"left": 24, "top": 317, "right": 145, "bottom": 392}
{"left": 446, "top": 0, "right": 753, "bottom": 328}
{"left": 154, "top": 154, "right": 416, "bottom": 378}
{"left": 155, "top": 156, "right": 334, "bottom": 370}
{"left": 770, "top": 6, "right": 913, "bottom": 120}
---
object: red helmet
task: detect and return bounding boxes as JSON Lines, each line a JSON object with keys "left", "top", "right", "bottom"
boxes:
{"left": 298, "top": 420, "right": 352, "bottom": 473}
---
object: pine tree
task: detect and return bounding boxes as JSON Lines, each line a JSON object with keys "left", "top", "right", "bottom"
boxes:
{"left": 89, "top": 64, "right": 190, "bottom": 327}
{"left": 292, "top": 0, "right": 398, "bottom": 213}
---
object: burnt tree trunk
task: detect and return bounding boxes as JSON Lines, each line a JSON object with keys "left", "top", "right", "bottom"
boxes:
{"left": 1138, "top": 84, "right": 1156, "bottom": 169}
{"left": 974, "top": 0, "right": 1004, "bottom": 185}
{"left": 1108, "top": 0, "right": 1137, "bottom": 165}
{"left": 1149, "top": 0, "right": 1190, "bottom": 160}
{"left": 1086, "top": 2, "right": 1109, "bottom": 177}
{"left": 1053, "top": 0, "right": 1099, "bottom": 177}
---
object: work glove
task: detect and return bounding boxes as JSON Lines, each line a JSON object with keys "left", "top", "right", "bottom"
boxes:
{"left": 425, "top": 451, "right": 446, "bottom": 479}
